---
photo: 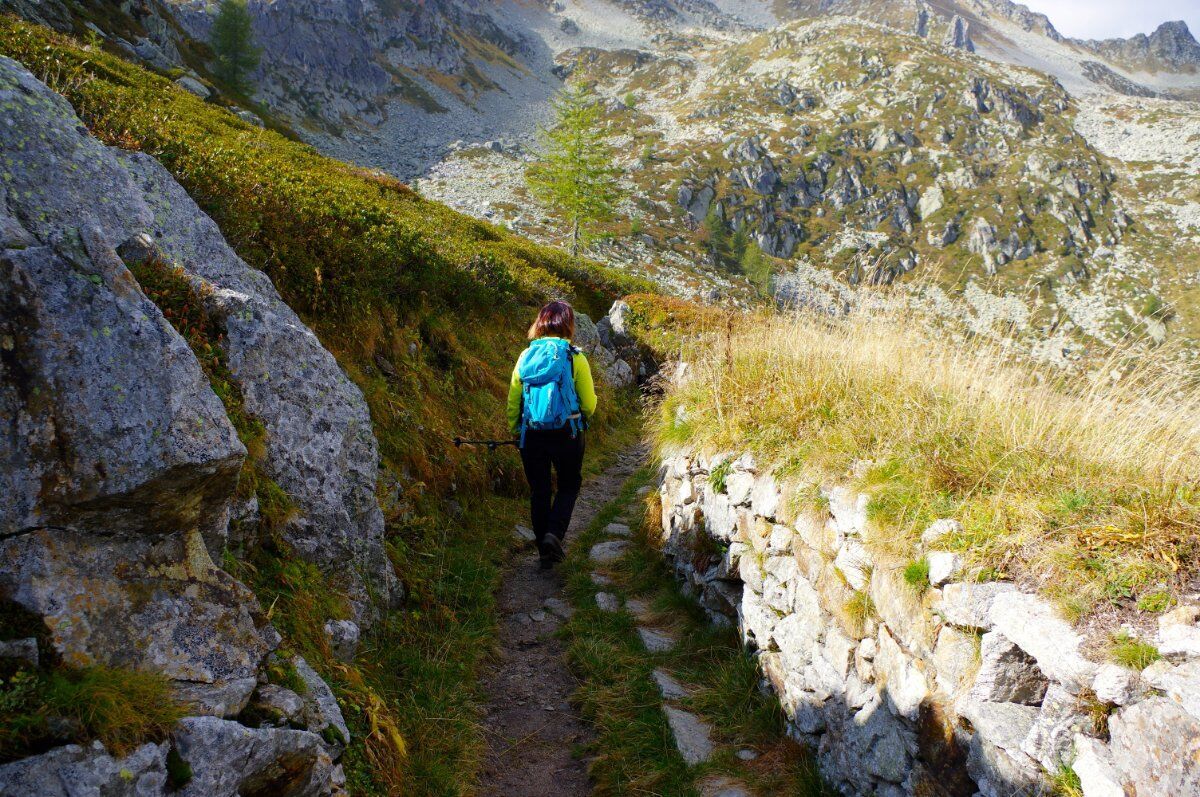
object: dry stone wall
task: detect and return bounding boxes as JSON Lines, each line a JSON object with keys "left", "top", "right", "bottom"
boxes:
{"left": 656, "top": 450, "right": 1200, "bottom": 797}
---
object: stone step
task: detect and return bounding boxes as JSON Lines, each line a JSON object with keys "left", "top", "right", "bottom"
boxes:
{"left": 625, "top": 597, "right": 652, "bottom": 621}
{"left": 590, "top": 571, "right": 615, "bottom": 587}
{"left": 699, "top": 776, "right": 755, "bottom": 797}
{"left": 543, "top": 597, "right": 573, "bottom": 620}
{"left": 604, "top": 521, "right": 632, "bottom": 537}
{"left": 662, "top": 705, "right": 715, "bottom": 766}
{"left": 637, "top": 626, "right": 676, "bottom": 653}
{"left": 589, "top": 540, "right": 629, "bottom": 564}
{"left": 652, "top": 668, "right": 690, "bottom": 700}
{"left": 595, "top": 592, "right": 622, "bottom": 612}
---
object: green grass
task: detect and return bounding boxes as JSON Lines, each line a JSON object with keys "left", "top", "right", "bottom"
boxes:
{"left": 0, "top": 664, "right": 184, "bottom": 761}
{"left": 560, "top": 467, "right": 829, "bottom": 797}
{"left": 842, "top": 590, "right": 876, "bottom": 638}
{"left": 1108, "top": 632, "right": 1162, "bottom": 670}
{"left": 1049, "top": 763, "right": 1083, "bottom": 797}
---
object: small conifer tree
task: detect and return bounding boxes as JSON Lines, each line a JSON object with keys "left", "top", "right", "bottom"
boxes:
{"left": 526, "top": 85, "right": 621, "bottom": 257}
{"left": 211, "top": 0, "right": 260, "bottom": 95}
{"left": 703, "top": 208, "right": 732, "bottom": 269}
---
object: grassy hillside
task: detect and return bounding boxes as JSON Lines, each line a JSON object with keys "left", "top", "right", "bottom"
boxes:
{"left": 648, "top": 307, "right": 1200, "bottom": 631}
{"left": 0, "top": 15, "right": 648, "bottom": 795}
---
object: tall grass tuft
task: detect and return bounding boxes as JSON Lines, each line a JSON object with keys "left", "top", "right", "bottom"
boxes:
{"left": 655, "top": 309, "right": 1200, "bottom": 618}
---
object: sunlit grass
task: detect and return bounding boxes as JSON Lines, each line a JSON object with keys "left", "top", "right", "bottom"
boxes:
{"left": 654, "top": 309, "right": 1200, "bottom": 619}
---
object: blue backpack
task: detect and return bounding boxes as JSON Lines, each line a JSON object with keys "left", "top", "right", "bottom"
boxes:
{"left": 517, "top": 338, "right": 584, "bottom": 447}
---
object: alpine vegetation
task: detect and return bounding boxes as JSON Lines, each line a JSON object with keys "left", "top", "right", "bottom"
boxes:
{"left": 656, "top": 309, "right": 1200, "bottom": 616}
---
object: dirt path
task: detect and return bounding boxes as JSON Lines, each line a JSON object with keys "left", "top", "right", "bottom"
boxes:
{"left": 478, "top": 446, "right": 646, "bottom": 797}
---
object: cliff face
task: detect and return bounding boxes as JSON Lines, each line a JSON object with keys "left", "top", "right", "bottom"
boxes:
{"left": 0, "top": 55, "right": 400, "bottom": 794}
{"left": 1078, "top": 21, "right": 1200, "bottom": 74}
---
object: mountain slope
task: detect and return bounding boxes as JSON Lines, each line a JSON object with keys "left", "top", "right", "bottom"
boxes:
{"left": 0, "top": 15, "right": 647, "bottom": 794}
{"left": 6, "top": 0, "right": 1199, "bottom": 177}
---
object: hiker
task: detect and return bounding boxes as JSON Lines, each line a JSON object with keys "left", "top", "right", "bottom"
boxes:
{"left": 508, "top": 300, "right": 597, "bottom": 569}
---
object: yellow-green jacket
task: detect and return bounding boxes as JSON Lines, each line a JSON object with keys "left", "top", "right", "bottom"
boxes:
{"left": 507, "top": 338, "right": 597, "bottom": 435}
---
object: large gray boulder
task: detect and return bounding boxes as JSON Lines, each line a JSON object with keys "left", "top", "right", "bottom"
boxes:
{"left": 171, "top": 716, "right": 339, "bottom": 797}
{"left": 0, "top": 58, "right": 284, "bottom": 708}
{"left": 0, "top": 55, "right": 399, "bottom": 620}
{"left": 0, "top": 741, "right": 167, "bottom": 797}
{"left": 0, "top": 527, "right": 272, "bottom": 684}
{"left": 0, "top": 238, "right": 244, "bottom": 550}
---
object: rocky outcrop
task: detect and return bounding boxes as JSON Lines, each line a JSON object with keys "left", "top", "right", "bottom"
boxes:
{"left": 0, "top": 55, "right": 399, "bottom": 620}
{"left": 167, "top": 0, "right": 531, "bottom": 126}
{"left": 0, "top": 56, "right": 382, "bottom": 794}
{"left": 1078, "top": 21, "right": 1200, "bottom": 74}
{"left": 1080, "top": 61, "right": 1165, "bottom": 99}
{"left": 943, "top": 14, "right": 975, "bottom": 52}
{"left": 171, "top": 716, "right": 339, "bottom": 797}
{"left": 655, "top": 449, "right": 1200, "bottom": 796}
{"left": 0, "top": 741, "right": 168, "bottom": 797}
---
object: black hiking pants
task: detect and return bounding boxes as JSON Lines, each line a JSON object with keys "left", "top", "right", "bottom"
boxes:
{"left": 519, "top": 427, "right": 585, "bottom": 549}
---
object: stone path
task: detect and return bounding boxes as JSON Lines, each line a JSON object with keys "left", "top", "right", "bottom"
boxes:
{"left": 586, "top": 506, "right": 756, "bottom": 797}
{"left": 477, "top": 447, "right": 644, "bottom": 797}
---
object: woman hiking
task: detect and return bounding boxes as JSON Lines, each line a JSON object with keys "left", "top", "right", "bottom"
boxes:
{"left": 507, "top": 301, "right": 597, "bottom": 570}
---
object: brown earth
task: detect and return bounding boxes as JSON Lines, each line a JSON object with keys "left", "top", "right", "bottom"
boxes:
{"left": 477, "top": 446, "right": 645, "bottom": 797}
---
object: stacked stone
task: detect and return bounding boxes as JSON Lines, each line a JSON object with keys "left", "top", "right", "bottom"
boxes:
{"left": 656, "top": 451, "right": 1200, "bottom": 797}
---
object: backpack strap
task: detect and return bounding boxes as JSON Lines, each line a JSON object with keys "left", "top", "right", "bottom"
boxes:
{"left": 566, "top": 344, "right": 585, "bottom": 437}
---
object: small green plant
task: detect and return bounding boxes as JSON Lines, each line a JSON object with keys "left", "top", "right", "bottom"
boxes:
{"left": 1049, "top": 762, "right": 1082, "bottom": 797}
{"left": 843, "top": 590, "right": 876, "bottom": 636}
{"left": 1109, "top": 631, "right": 1161, "bottom": 670}
{"left": 902, "top": 558, "right": 930, "bottom": 591}
{"left": 1076, "top": 688, "right": 1116, "bottom": 737}
{"left": 623, "top": 90, "right": 637, "bottom": 108}
{"left": 321, "top": 724, "right": 347, "bottom": 747}
{"left": 267, "top": 657, "right": 309, "bottom": 696}
{"left": 709, "top": 458, "right": 733, "bottom": 493}
{"left": 1136, "top": 590, "right": 1173, "bottom": 613}
{"left": 165, "top": 747, "right": 193, "bottom": 788}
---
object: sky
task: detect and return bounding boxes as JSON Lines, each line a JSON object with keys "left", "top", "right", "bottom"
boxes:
{"left": 1019, "top": 1, "right": 1199, "bottom": 40}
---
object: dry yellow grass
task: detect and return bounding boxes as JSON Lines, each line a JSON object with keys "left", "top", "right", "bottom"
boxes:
{"left": 655, "top": 309, "right": 1200, "bottom": 619}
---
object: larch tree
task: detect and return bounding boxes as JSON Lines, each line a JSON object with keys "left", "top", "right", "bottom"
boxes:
{"left": 526, "top": 84, "right": 622, "bottom": 257}
{"left": 211, "top": 0, "right": 261, "bottom": 95}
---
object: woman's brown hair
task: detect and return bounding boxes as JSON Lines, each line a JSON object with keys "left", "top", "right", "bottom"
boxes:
{"left": 528, "top": 300, "right": 575, "bottom": 341}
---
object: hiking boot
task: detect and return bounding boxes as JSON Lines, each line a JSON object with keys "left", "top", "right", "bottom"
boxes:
{"left": 539, "top": 533, "right": 565, "bottom": 569}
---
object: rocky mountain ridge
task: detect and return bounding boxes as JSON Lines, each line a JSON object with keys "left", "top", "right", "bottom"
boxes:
{"left": 6, "top": 0, "right": 1199, "bottom": 174}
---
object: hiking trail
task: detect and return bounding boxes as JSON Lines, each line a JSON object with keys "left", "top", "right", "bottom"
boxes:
{"left": 478, "top": 446, "right": 647, "bottom": 796}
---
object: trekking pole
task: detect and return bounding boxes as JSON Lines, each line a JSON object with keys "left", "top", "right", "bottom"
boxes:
{"left": 453, "top": 436, "right": 520, "bottom": 452}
